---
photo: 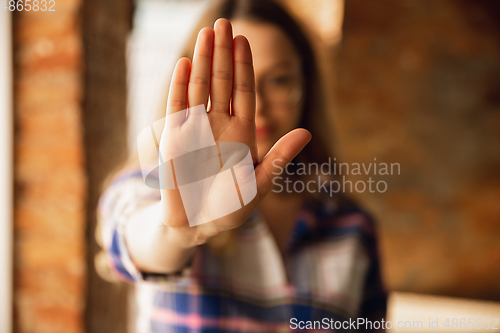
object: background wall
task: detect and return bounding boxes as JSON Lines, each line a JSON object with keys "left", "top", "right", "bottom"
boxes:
{"left": 13, "top": 0, "right": 132, "bottom": 331}
{"left": 13, "top": 1, "right": 87, "bottom": 332}
{"left": 10, "top": 0, "right": 500, "bottom": 332}
{"left": 82, "top": 0, "right": 132, "bottom": 332}
{"left": 333, "top": 0, "right": 500, "bottom": 301}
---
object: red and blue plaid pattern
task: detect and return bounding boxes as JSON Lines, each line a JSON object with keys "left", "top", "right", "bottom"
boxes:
{"left": 98, "top": 170, "right": 387, "bottom": 332}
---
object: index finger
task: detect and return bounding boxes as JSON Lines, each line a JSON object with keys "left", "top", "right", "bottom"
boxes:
{"left": 167, "top": 57, "right": 191, "bottom": 115}
{"left": 188, "top": 27, "right": 214, "bottom": 109}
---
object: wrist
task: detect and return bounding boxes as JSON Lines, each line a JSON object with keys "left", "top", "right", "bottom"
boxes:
{"left": 166, "top": 223, "right": 218, "bottom": 249}
{"left": 157, "top": 203, "right": 222, "bottom": 249}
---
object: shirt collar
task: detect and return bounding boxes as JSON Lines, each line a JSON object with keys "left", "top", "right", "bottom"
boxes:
{"left": 286, "top": 195, "right": 339, "bottom": 252}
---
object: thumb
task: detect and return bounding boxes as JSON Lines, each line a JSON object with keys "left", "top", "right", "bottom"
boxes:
{"left": 254, "top": 128, "right": 312, "bottom": 201}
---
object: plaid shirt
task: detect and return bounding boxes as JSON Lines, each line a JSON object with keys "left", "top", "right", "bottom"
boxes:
{"left": 96, "top": 169, "right": 387, "bottom": 333}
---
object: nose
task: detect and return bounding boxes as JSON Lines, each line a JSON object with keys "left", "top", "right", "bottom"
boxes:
{"left": 255, "top": 87, "right": 266, "bottom": 118}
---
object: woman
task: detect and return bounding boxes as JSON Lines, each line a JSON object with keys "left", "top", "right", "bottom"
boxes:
{"left": 97, "top": 0, "right": 387, "bottom": 331}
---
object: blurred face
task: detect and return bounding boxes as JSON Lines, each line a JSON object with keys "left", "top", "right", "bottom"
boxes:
{"left": 232, "top": 19, "right": 305, "bottom": 161}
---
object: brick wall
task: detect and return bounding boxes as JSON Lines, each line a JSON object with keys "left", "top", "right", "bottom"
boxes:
{"left": 13, "top": 1, "right": 86, "bottom": 332}
{"left": 334, "top": 0, "right": 500, "bottom": 300}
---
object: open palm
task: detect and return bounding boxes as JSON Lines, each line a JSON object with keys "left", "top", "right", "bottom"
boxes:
{"left": 158, "top": 19, "right": 311, "bottom": 245}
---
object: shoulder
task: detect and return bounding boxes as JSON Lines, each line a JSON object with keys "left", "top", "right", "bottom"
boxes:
{"left": 304, "top": 194, "right": 379, "bottom": 253}
{"left": 309, "top": 194, "right": 375, "bottom": 229}
{"left": 99, "top": 167, "right": 160, "bottom": 210}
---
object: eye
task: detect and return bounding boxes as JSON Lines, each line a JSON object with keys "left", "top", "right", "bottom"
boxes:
{"left": 268, "top": 75, "right": 293, "bottom": 86}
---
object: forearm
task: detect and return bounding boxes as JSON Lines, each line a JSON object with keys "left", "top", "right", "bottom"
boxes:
{"left": 124, "top": 201, "right": 196, "bottom": 274}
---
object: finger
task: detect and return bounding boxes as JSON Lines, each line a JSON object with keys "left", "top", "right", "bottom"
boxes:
{"left": 188, "top": 27, "right": 214, "bottom": 109}
{"left": 254, "top": 129, "right": 312, "bottom": 200}
{"left": 210, "top": 18, "right": 233, "bottom": 117}
{"left": 232, "top": 35, "right": 255, "bottom": 121}
{"left": 167, "top": 57, "right": 191, "bottom": 115}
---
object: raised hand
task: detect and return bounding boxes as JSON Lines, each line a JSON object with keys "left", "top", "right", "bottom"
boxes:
{"left": 158, "top": 18, "right": 311, "bottom": 247}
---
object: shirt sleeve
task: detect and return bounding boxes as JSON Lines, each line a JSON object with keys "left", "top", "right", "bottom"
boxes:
{"left": 96, "top": 168, "right": 162, "bottom": 283}
{"left": 358, "top": 212, "right": 388, "bottom": 332}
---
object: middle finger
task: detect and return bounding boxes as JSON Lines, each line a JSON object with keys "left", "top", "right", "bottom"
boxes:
{"left": 209, "top": 18, "right": 233, "bottom": 117}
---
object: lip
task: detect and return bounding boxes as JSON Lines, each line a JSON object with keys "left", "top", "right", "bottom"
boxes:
{"left": 256, "top": 126, "right": 272, "bottom": 139}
